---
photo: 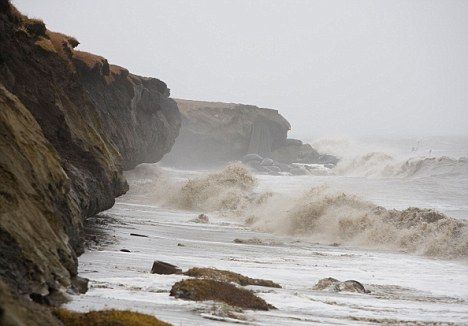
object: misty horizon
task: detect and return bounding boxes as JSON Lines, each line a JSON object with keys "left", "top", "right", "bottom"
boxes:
{"left": 13, "top": 0, "right": 468, "bottom": 138}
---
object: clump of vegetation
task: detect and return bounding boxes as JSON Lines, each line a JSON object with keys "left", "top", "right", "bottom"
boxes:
{"left": 24, "top": 18, "right": 46, "bottom": 36}
{"left": 184, "top": 267, "right": 281, "bottom": 288}
{"left": 54, "top": 309, "right": 171, "bottom": 326}
{"left": 73, "top": 50, "right": 110, "bottom": 75}
{"left": 67, "top": 36, "right": 79, "bottom": 48}
{"left": 170, "top": 279, "right": 275, "bottom": 310}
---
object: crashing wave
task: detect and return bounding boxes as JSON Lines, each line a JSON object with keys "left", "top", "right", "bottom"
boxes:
{"left": 125, "top": 164, "right": 468, "bottom": 259}
{"left": 335, "top": 154, "right": 467, "bottom": 178}
{"left": 310, "top": 136, "right": 467, "bottom": 178}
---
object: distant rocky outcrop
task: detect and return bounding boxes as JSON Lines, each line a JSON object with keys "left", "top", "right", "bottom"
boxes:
{"left": 0, "top": 1, "right": 180, "bottom": 320}
{"left": 162, "top": 99, "right": 337, "bottom": 171}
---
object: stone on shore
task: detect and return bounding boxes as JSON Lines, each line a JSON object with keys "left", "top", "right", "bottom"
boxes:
{"left": 313, "top": 277, "right": 370, "bottom": 293}
{"left": 151, "top": 261, "right": 182, "bottom": 275}
{"left": 170, "top": 279, "right": 275, "bottom": 310}
{"left": 183, "top": 267, "right": 281, "bottom": 288}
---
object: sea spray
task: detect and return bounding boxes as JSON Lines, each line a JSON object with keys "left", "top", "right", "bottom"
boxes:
{"left": 125, "top": 163, "right": 468, "bottom": 259}
{"left": 248, "top": 188, "right": 468, "bottom": 258}
{"left": 174, "top": 163, "right": 256, "bottom": 211}
{"left": 311, "top": 136, "right": 468, "bottom": 178}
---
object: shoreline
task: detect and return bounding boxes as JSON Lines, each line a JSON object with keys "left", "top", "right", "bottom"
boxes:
{"left": 65, "top": 197, "right": 468, "bottom": 325}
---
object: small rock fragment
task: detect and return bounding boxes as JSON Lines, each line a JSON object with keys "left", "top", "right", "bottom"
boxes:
{"left": 120, "top": 249, "right": 131, "bottom": 252}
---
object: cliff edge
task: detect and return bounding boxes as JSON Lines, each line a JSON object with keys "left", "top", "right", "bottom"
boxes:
{"left": 0, "top": 2, "right": 180, "bottom": 322}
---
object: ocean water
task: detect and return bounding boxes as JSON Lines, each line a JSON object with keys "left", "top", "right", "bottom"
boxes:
{"left": 66, "top": 135, "right": 468, "bottom": 325}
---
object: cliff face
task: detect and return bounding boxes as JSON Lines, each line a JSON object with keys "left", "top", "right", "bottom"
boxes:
{"left": 0, "top": 1, "right": 180, "bottom": 312}
{"left": 162, "top": 99, "right": 336, "bottom": 171}
{"left": 162, "top": 99, "right": 291, "bottom": 168}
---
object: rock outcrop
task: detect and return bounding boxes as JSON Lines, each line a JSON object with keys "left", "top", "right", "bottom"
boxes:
{"left": 162, "top": 99, "right": 291, "bottom": 168}
{"left": 162, "top": 99, "right": 337, "bottom": 170}
{"left": 0, "top": 0, "right": 180, "bottom": 316}
{"left": 313, "top": 278, "right": 370, "bottom": 294}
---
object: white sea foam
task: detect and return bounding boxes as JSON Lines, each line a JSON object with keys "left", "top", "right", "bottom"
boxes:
{"left": 125, "top": 163, "right": 468, "bottom": 259}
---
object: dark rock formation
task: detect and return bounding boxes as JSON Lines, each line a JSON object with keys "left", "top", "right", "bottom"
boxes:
{"left": 162, "top": 99, "right": 337, "bottom": 171}
{"left": 0, "top": 0, "right": 180, "bottom": 316}
{"left": 151, "top": 261, "right": 182, "bottom": 275}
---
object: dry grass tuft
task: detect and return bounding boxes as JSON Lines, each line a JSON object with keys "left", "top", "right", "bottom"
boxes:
{"left": 170, "top": 279, "right": 275, "bottom": 310}
{"left": 73, "top": 50, "right": 110, "bottom": 75}
{"left": 54, "top": 309, "right": 171, "bottom": 326}
{"left": 184, "top": 267, "right": 281, "bottom": 288}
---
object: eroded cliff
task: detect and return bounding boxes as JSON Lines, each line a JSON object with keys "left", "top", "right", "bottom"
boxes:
{"left": 0, "top": 1, "right": 180, "bottom": 320}
{"left": 162, "top": 99, "right": 335, "bottom": 171}
{"left": 162, "top": 99, "right": 291, "bottom": 168}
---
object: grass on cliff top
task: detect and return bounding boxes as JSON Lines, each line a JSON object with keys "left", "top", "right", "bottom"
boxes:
{"left": 54, "top": 309, "right": 171, "bottom": 326}
{"left": 184, "top": 267, "right": 281, "bottom": 288}
{"left": 170, "top": 279, "right": 275, "bottom": 310}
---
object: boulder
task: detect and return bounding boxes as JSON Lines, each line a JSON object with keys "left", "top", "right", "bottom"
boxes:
{"left": 313, "top": 277, "right": 370, "bottom": 294}
{"left": 151, "top": 261, "right": 182, "bottom": 275}
{"left": 334, "top": 280, "right": 369, "bottom": 293}
{"left": 170, "top": 279, "right": 275, "bottom": 310}
{"left": 183, "top": 267, "right": 281, "bottom": 288}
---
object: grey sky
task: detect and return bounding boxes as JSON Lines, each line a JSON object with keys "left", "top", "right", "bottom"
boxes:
{"left": 13, "top": 0, "right": 468, "bottom": 138}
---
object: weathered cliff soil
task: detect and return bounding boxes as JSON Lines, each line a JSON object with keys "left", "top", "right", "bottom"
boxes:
{"left": 162, "top": 99, "right": 336, "bottom": 170}
{"left": 0, "top": 1, "right": 180, "bottom": 321}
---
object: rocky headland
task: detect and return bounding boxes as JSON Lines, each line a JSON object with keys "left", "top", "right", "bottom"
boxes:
{"left": 0, "top": 1, "right": 180, "bottom": 324}
{"left": 162, "top": 99, "right": 338, "bottom": 174}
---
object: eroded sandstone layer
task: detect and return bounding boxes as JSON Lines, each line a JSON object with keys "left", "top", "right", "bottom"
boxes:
{"left": 0, "top": 1, "right": 181, "bottom": 320}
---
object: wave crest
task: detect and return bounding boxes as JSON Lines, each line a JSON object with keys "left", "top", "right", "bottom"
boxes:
{"left": 125, "top": 164, "right": 468, "bottom": 259}
{"left": 335, "top": 154, "right": 466, "bottom": 178}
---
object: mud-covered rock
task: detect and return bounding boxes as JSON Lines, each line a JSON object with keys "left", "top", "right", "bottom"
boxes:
{"left": 170, "top": 279, "right": 275, "bottom": 310}
{"left": 184, "top": 267, "right": 281, "bottom": 288}
{"left": 54, "top": 309, "right": 170, "bottom": 326}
